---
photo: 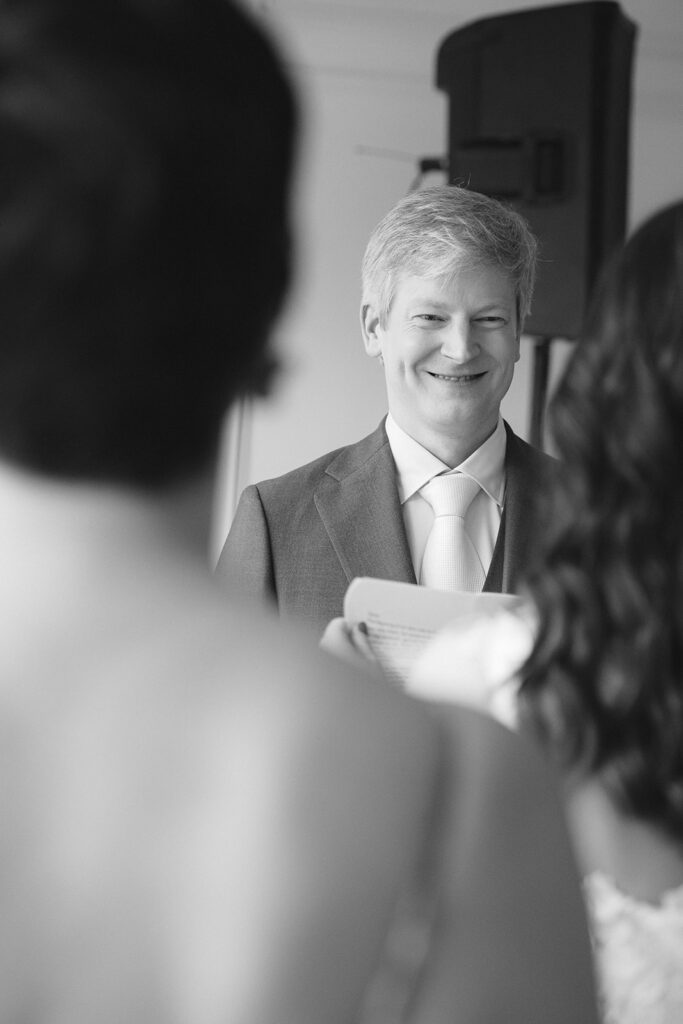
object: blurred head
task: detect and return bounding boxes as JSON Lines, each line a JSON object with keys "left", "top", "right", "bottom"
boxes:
{"left": 0, "top": 0, "right": 297, "bottom": 489}
{"left": 519, "top": 200, "right": 683, "bottom": 839}
{"left": 360, "top": 186, "right": 536, "bottom": 463}
{"left": 361, "top": 184, "right": 537, "bottom": 334}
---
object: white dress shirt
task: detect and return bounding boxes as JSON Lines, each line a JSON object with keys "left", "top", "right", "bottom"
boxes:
{"left": 384, "top": 414, "right": 507, "bottom": 582}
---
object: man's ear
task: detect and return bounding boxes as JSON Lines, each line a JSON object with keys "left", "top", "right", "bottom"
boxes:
{"left": 360, "top": 303, "right": 383, "bottom": 358}
{"left": 513, "top": 330, "right": 521, "bottom": 363}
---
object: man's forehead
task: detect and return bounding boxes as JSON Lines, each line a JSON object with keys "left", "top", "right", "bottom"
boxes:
{"left": 395, "top": 267, "right": 516, "bottom": 303}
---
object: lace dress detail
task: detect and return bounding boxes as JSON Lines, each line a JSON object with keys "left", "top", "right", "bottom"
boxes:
{"left": 584, "top": 872, "right": 683, "bottom": 1024}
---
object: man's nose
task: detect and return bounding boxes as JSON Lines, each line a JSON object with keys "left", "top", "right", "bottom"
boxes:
{"left": 440, "top": 319, "right": 478, "bottom": 362}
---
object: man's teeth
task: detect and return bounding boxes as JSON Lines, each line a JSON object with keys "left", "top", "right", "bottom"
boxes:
{"left": 430, "top": 372, "right": 480, "bottom": 381}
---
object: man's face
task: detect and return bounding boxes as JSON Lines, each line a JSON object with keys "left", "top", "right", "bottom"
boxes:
{"left": 362, "top": 265, "right": 519, "bottom": 462}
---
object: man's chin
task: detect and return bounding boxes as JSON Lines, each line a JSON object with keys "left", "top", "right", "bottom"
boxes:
{"left": 430, "top": 405, "right": 499, "bottom": 441}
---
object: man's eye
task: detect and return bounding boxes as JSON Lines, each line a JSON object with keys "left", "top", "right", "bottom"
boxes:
{"left": 475, "top": 316, "right": 506, "bottom": 325}
{"left": 416, "top": 314, "right": 445, "bottom": 322}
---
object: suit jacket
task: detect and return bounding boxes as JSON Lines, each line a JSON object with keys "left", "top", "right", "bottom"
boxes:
{"left": 216, "top": 419, "right": 557, "bottom": 637}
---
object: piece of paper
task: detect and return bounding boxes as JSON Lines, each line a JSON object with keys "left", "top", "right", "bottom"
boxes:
{"left": 343, "top": 577, "right": 521, "bottom": 688}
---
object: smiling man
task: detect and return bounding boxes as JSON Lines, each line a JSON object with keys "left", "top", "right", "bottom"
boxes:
{"left": 217, "top": 185, "right": 557, "bottom": 636}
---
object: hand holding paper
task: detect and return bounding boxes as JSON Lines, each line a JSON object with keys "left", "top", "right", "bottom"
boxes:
{"left": 342, "top": 577, "right": 521, "bottom": 688}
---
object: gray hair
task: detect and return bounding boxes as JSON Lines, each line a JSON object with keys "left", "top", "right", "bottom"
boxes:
{"left": 361, "top": 184, "right": 537, "bottom": 332}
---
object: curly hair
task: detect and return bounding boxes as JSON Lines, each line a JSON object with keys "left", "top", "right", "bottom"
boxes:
{"left": 518, "top": 200, "right": 683, "bottom": 841}
{"left": 0, "top": 0, "right": 296, "bottom": 487}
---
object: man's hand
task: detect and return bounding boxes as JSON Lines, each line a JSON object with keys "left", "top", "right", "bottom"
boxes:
{"left": 320, "top": 618, "right": 380, "bottom": 674}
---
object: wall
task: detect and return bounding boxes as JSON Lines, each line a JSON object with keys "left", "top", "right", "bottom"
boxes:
{"left": 212, "top": 0, "right": 683, "bottom": 560}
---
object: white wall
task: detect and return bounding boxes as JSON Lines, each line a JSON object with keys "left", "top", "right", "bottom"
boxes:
{"left": 212, "top": 0, "right": 683, "bottom": 560}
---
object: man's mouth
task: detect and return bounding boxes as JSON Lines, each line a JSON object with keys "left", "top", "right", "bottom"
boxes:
{"left": 427, "top": 371, "right": 486, "bottom": 382}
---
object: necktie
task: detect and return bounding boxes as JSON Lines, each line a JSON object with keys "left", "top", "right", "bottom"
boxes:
{"left": 419, "top": 474, "right": 485, "bottom": 592}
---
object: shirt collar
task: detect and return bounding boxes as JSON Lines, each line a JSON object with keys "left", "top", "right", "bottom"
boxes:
{"left": 385, "top": 413, "right": 507, "bottom": 507}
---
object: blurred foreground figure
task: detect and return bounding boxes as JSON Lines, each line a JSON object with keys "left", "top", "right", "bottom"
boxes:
{"left": 413, "top": 200, "right": 683, "bottom": 1023}
{"left": 0, "top": 2, "right": 598, "bottom": 1022}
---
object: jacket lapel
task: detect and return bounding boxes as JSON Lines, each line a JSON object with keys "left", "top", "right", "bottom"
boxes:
{"left": 499, "top": 423, "right": 553, "bottom": 592}
{"left": 314, "top": 422, "right": 416, "bottom": 586}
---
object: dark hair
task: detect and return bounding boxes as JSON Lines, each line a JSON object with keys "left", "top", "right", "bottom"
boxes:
{"left": 518, "top": 200, "right": 683, "bottom": 841}
{"left": 0, "top": 0, "right": 297, "bottom": 487}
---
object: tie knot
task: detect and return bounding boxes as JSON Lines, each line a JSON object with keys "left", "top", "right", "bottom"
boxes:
{"left": 421, "top": 473, "right": 481, "bottom": 519}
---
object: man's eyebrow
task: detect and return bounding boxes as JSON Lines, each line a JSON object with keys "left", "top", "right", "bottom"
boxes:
{"left": 474, "top": 300, "right": 514, "bottom": 311}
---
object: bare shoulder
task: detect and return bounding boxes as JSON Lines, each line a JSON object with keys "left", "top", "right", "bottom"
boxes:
{"left": 567, "top": 777, "right": 683, "bottom": 902}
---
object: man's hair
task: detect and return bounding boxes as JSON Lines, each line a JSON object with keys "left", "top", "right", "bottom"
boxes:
{"left": 518, "top": 199, "right": 683, "bottom": 841}
{"left": 361, "top": 184, "right": 537, "bottom": 332}
{"left": 0, "top": 0, "right": 297, "bottom": 487}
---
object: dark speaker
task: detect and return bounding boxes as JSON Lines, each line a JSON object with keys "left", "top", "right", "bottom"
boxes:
{"left": 436, "top": 1, "right": 637, "bottom": 339}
